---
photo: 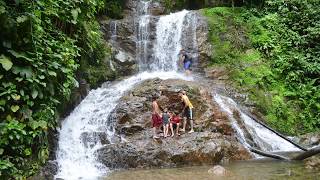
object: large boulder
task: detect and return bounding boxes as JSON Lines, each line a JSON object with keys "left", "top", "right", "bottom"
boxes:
{"left": 96, "top": 78, "right": 251, "bottom": 169}
{"left": 97, "top": 132, "right": 250, "bottom": 169}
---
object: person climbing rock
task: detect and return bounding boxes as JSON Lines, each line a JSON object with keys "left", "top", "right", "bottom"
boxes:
{"left": 152, "top": 96, "right": 162, "bottom": 139}
{"left": 179, "top": 49, "right": 193, "bottom": 75}
{"left": 179, "top": 90, "right": 194, "bottom": 133}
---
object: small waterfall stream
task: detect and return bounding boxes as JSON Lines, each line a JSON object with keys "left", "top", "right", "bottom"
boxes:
{"left": 214, "top": 94, "right": 299, "bottom": 152}
{"left": 136, "top": 1, "right": 151, "bottom": 70}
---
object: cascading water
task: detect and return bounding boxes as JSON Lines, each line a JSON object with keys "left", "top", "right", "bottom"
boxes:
{"left": 136, "top": 1, "right": 151, "bottom": 70}
{"left": 214, "top": 94, "right": 300, "bottom": 152}
{"left": 55, "top": 2, "right": 194, "bottom": 179}
{"left": 54, "top": 72, "right": 190, "bottom": 179}
{"left": 152, "top": 10, "right": 189, "bottom": 71}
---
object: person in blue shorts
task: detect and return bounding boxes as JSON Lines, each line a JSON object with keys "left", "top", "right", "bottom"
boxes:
{"left": 179, "top": 49, "right": 193, "bottom": 75}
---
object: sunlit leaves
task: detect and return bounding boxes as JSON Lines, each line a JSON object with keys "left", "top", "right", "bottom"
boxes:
{"left": 71, "top": 8, "right": 81, "bottom": 24}
{"left": 10, "top": 105, "right": 20, "bottom": 112}
{"left": 31, "top": 89, "right": 38, "bottom": 99}
{"left": 0, "top": 55, "right": 13, "bottom": 71}
{"left": 16, "top": 15, "right": 28, "bottom": 23}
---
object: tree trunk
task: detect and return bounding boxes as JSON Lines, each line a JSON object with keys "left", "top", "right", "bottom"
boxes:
{"left": 292, "top": 146, "right": 320, "bottom": 161}
{"left": 249, "top": 146, "right": 320, "bottom": 161}
{"left": 249, "top": 147, "right": 290, "bottom": 160}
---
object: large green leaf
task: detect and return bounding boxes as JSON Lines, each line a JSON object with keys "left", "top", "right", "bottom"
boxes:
{"left": 0, "top": 55, "right": 13, "bottom": 71}
{"left": 12, "top": 66, "right": 33, "bottom": 78}
{"left": 71, "top": 8, "right": 81, "bottom": 24}
{"left": 8, "top": 50, "right": 33, "bottom": 62}
{"left": 31, "top": 89, "right": 38, "bottom": 99}
{"left": 11, "top": 105, "right": 20, "bottom": 112}
{"left": 11, "top": 94, "right": 21, "bottom": 101}
{"left": 48, "top": 71, "right": 57, "bottom": 77}
{"left": 0, "top": 5, "right": 6, "bottom": 15}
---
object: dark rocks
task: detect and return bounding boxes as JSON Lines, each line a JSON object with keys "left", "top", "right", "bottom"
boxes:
{"left": 81, "top": 132, "right": 110, "bottom": 148}
{"left": 29, "top": 161, "right": 58, "bottom": 180}
{"left": 149, "top": 2, "right": 165, "bottom": 16}
{"left": 97, "top": 132, "right": 250, "bottom": 169}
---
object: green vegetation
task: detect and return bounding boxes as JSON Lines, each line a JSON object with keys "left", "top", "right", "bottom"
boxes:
{"left": 0, "top": 0, "right": 123, "bottom": 178}
{"left": 202, "top": 0, "right": 320, "bottom": 135}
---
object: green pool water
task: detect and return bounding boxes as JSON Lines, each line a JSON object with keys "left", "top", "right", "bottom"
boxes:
{"left": 104, "top": 160, "right": 319, "bottom": 180}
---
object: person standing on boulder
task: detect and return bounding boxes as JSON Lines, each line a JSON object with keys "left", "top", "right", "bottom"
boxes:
{"left": 152, "top": 96, "right": 162, "bottom": 139}
{"left": 179, "top": 90, "right": 194, "bottom": 133}
{"left": 179, "top": 49, "right": 193, "bottom": 76}
{"left": 162, "top": 108, "right": 170, "bottom": 138}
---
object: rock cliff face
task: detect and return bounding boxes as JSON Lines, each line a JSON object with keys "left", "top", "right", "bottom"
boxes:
{"left": 96, "top": 78, "right": 251, "bottom": 169}
{"left": 100, "top": 0, "right": 212, "bottom": 75}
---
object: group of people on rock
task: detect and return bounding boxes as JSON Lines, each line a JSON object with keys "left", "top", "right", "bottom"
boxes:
{"left": 151, "top": 90, "right": 194, "bottom": 139}
{"left": 150, "top": 49, "right": 195, "bottom": 139}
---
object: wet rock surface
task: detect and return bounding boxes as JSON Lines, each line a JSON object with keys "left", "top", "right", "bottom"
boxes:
{"left": 208, "top": 165, "right": 232, "bottom": 176}
{"left": 296, "top": 132, "right": 320, "bottom": 148}
{"left": 304, "top": 155, "right": 320, "bottom": 170}
{"left": 97, "top": 78, "right": 251, "bottom": 169}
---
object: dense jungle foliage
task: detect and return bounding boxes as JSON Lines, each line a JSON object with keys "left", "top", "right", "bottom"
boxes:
{"left": 202, "top": 0, "right": 320, "bottom": 135}
{"left": 0, "top": 0, "right": 123, "bottom": 178}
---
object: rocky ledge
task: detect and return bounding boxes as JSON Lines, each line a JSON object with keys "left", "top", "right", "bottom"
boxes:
{"left": 96, "top": 78, "right": 251, "bottom": 169}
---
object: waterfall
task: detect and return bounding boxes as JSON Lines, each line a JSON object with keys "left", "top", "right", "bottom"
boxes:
{"left": 55, "top": 2, "right": 194, "bottom": 179}
{"left": 54, "top": 72, "right": 190, "bottom": 179}
{"left": 54, "top": 1, "right": 300, "bottom": 179}
{"left": 152, "top": 10, "right": 189, "bottom": 71}
{"left": 214, "top": 94, "right": 300, "bottom": 152}
{"left": 110, "top": 21, "right": 117, "bottom": 42}
{"left": 136, "top": 1, "right": 151, "bottom": 70}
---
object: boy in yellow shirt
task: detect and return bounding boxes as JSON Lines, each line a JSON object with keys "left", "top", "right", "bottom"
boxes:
{"left": 179, "top": 90, "right": 194, "bottom": 133}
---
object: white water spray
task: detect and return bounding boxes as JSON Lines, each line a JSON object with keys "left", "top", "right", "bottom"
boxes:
{"left": 152, "top": 10, "right": 189, "bottom": 71}
{"left": 214, "top": 94, "right": 299, "bottom": 152}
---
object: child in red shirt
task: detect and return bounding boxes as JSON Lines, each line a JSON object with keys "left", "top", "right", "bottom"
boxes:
{"left": 169, "top": 111, "right": 181, "bottom": 137}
